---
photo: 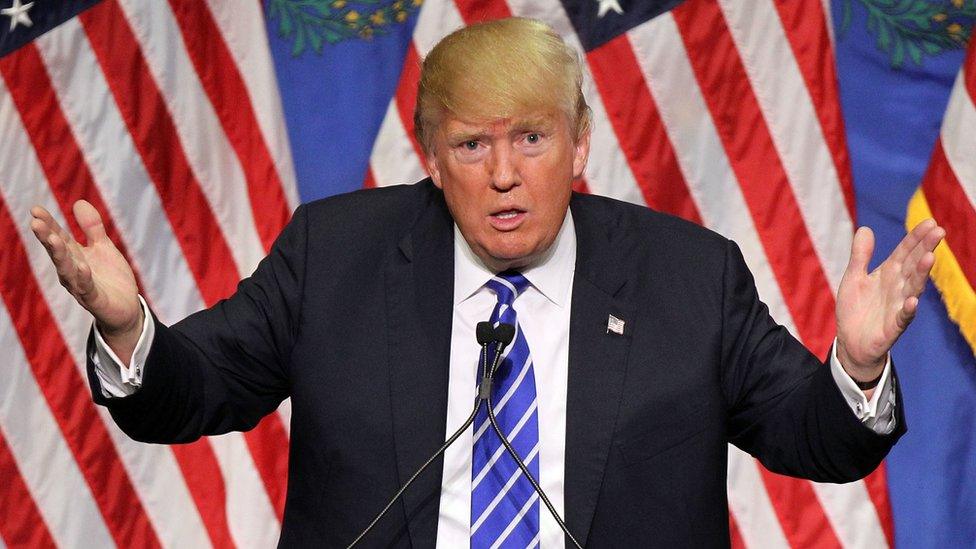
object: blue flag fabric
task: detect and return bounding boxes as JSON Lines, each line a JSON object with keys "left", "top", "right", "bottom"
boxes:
{"left": 262, "top": 0, "right": 420, "bottom": 201}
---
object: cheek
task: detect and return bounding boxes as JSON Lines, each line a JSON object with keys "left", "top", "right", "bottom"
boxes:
{"left": 534, "top": 166, "right": 574, "bottom": 210}
{"left": 441, "top": 179, "right": 486, "bottom": 228}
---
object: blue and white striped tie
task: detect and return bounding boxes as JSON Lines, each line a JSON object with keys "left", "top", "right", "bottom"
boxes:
{"left": 471, "top": 272, "right": 540, "bottom": 549}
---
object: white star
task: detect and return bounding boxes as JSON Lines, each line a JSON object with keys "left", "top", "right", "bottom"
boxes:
{"left": 597, "top": 0, "right": 624, "bottom": 18}
{"left": 1, "top": 0, "right": 34, "bottom": 32}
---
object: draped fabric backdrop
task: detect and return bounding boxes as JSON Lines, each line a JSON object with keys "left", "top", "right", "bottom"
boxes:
{"left": 0, "top": 0, "right": 972, "bottom": 547}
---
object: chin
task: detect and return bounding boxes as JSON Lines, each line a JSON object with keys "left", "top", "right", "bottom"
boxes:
{"left": 484, "top": 247, "right": 540, "bottom": 271}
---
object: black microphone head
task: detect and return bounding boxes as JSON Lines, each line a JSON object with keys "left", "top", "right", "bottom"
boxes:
{"left": 494, "top": 323, "right": 516, "bottom": 346}
{"left": 476, "top": 322, "right": 494, "bottom": 345}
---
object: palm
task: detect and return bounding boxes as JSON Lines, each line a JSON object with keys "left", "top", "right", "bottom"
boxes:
{"left": 76, "top": 227, "right": 139, "bottom": 329}
{"left": 835, "top": 221, "right": 944, "bottom": 378}
{"left": 30, "top": 200, "right": 141, "bottom": 334}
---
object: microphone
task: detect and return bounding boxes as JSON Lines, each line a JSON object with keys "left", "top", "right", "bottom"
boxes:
{"left": 346, "top": 320, "right": 515, "bottom": 548}
{"left": 494, "top": 323, "right": 515, "bottom": 347}
{"left": 476, "top": 321, "right": 494, "bottom": 345}
{"left": 478, "top": 321, "right": 509, "bottom": 400}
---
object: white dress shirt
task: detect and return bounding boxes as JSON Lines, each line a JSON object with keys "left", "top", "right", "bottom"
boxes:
{"left": 92, "top": 212, "right": 897, "bottom": 547}
{"left": 436, "top": 212, "right": 577, "bottom": 548}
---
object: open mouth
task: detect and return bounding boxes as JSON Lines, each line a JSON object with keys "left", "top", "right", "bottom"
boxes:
{"left": 489, "top": 208, "right": 526, "bottom": 229}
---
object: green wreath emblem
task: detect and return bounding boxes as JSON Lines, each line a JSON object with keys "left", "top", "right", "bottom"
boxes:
{"left": 267, "top": 0, "right": 423, "bottom": 56}
{"left": 841, "top": 0, "right": 975, "bottom": 68}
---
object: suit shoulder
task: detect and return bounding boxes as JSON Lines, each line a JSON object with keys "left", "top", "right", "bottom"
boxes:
{"left": 572, "top": 194, "right": 737, "bottom": 319}
{"left": 572, "top": 192, "right": 729, "bottom": 254}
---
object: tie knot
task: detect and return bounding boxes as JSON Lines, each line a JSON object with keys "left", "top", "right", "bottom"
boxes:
{"left": 485, "top": 271, "right": 530, "bottom": 305}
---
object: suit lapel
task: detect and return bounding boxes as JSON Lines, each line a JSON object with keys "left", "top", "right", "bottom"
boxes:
{"left": 386, "top": 184, "right": 455, "bottom": 546}
{"left": 564, "top": 197, "right": 634, "bottom": 547}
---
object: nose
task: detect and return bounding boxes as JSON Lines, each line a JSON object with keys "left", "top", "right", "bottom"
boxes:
{"left": 488, "top": 143, "right": 519, "bottom": 191}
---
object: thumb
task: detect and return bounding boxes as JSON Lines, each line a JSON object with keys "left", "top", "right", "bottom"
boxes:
{"left": 846, "top": 226, "right": 875, "bottom": 277}
{"left": 73, "top": 200, "right": 108, "bottom": 246}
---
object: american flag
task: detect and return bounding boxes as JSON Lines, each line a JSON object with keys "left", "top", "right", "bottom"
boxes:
{"left": 1, "top": 0, "right": 295, "bottom": 546}
{"left": 0, "top": 0, "right": 898, "bottom": 546}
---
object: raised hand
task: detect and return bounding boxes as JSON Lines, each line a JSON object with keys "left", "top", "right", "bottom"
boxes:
{"left": 835, "top": 219, "right": 945, "bottom": 384}
{"left": 30, "top": 200, "right": 143, "bottom": 362}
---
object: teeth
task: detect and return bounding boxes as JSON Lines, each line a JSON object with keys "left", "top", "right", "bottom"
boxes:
{"left": 495, "top": 211, "right": 518, "bottom": 219}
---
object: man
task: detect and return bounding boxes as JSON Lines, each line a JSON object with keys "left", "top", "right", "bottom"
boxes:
{"left": 30, "top": 17, "right": 943, "bottom": 548}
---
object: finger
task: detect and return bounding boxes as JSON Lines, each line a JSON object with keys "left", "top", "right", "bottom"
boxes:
{"left": 74, "top": 259, "right": 97, "bottom": 299}
{"left": 30, "top": 216, "right": 56, "bottom": 254}
{"left": 30, "top": 205, "right": 54, "bottom": 225}
{"left": 846, "top": 226, "right": 875, "bottom": 277}
{"left": 73, "top": 200, "right": 108, "bottom": 246}
{"left": 48, "top": 232, "right": 100, "bottom": 307}
{"left": 47, "top": 232, "right": 74, "bottom": 273}
{"left": 30, "top": 205, "right": 73, "bottom": 246}
{"left": 897, "top": 296, "right": 919, "bottom": 331}
{"left": 901, "top": 229, "right": 933, "bottom": 279}
{"left": 921, "top": 224, "right": 946, "bottom": 253}
{"left": 30, "top": 208, "right": 61, "bottom": 253}
{"left": 890, "top": 218, "right": 937, "bottom": 265}
{"left": 900, "top": 225, "right": 944, "bottom": 290}
{"left": 48, "top": 233, "right": 84, "bottom": 291}
{"left": 903, "top": 223, "right": 945, "bottom": 266}
{"left": 48, "top": 232, "right": 73, "bottom": 281}
{"left": 904, "top": 251, "right": 935, "bottom": 297}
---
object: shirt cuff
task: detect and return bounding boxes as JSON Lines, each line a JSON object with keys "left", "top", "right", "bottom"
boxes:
{"left": 829, "top": 339, "right": 897, "bottom": 435}
{"left": 89, "top": 296, "right": 154, "bottom": 398}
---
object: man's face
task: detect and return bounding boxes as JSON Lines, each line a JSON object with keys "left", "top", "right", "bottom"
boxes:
{"left": 426, "top": 110, "right": 590, "bottom": 272}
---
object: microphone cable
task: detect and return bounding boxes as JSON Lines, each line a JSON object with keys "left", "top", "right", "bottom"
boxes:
{"left": 346, "top": 322, "right": 507, "bottom": 548}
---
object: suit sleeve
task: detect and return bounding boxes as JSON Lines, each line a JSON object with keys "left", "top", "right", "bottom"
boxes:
{"left": 720, "top": 240, "right": 906, "bottom": 482}
{"left": 86, "top": 204, "right": 308, "bottom": 443}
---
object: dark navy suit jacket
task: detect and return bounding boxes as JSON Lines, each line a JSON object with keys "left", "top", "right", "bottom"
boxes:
{"left": 88, "top": 179, "right": 904, "bottom": 547}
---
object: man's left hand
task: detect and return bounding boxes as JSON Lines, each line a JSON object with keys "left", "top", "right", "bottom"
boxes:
{"left": 835, "top": 219, "right": 945, "bottom": 386}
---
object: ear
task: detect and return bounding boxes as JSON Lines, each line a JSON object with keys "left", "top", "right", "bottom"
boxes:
{"left": 426, "top": 149, "right": 443, "bottom": 189}
{"left": 572, "top": 127, "right": 591, "bottom": 179}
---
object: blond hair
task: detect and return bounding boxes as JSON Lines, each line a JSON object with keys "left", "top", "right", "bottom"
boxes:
{"left": 414, "top": 17, "right": 591, "bottom": 152}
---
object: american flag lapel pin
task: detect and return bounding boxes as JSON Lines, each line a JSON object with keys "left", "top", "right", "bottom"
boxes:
{"left": 607, "top": 314, "right": 625, "bottom": 335}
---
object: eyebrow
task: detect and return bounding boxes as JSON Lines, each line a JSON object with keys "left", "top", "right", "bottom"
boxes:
{"left": 509, "top": 118, "right": 555, "bottom": 134}
{"left": 444, "top": 117, "right": 557, "bottom": 143}
{"left": 445, "top": 129, "right": 489, "bottom": 143}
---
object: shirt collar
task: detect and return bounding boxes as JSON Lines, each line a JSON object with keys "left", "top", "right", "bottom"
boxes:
{"left": 453, "top": 210, "right": 577, "bottom": 307}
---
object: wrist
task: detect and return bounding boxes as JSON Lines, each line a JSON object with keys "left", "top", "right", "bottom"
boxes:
{"left": 836, "top": 341, "right": 885, "bottom": 384}
{"left": 98, "top": 314, "right": 143, "bottom": 340}
{"left": 97, "top": 308, "right": 145, "bottom": 361}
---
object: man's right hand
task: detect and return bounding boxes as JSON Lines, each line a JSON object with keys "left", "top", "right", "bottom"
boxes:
{"left": 30, "top": 200, "right": 143, "bottom": 364}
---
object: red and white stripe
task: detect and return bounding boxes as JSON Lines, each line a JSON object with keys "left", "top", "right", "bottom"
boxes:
{"left": 916, "top": 38, "right": 976, "bottom": 355}
{"left": 937, "top": 52, "right": 976, "bottom": 219}
{"left": 0, "top": 0, "right": 295, "bottom": 546}
{"left": 366, "top": 1, "right": 892, "bottom": 547}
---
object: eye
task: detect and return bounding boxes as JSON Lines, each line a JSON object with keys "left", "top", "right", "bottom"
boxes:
{"left": 525, "top": 133, "right": 541, "bottom": 144}
{"left": 463, "top": 140, "right": 479, "bottom": 151}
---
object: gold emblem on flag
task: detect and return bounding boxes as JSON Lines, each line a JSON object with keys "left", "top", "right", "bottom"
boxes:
{"left": 267, "top": 0, "right": 423, "bottom": 56}
{"left": 839, "top": 0, "right": 974, "bottom": 68}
